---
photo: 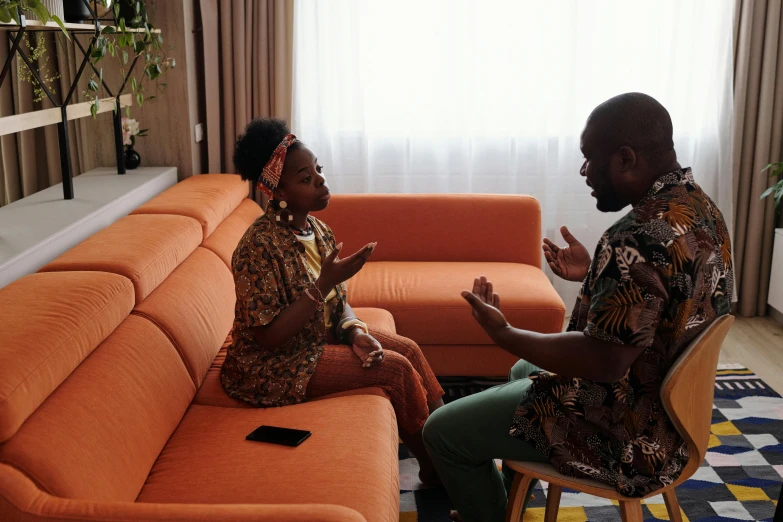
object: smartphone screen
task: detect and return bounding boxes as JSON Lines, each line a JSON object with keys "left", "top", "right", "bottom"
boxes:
{"left": 246, "top": 425, "right": 312, "bottom": 447}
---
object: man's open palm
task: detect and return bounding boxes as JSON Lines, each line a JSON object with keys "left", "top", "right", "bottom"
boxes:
{"left": 462, "top": 276, "right": 508, "bottom": 335}
{"left": 543, "top": 226, "right": 592, "bottom": 282}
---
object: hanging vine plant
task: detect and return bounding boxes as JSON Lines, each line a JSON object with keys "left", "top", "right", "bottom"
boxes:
{"left": 83, "top": 0, "right": 175, "bottom": 118}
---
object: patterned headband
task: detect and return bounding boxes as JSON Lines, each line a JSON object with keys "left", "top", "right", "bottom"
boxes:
{"left": 256, "top": 133, "right": 299, "bottom": 199}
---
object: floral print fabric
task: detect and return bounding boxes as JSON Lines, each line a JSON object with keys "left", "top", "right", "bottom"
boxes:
{"left": 510, "top": 168, "right": 733, "bottom": 496}
{"left": 221, "top": 206, "right": 346, "bottom": 407}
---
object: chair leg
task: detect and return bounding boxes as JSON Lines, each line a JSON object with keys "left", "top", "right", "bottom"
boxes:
{"left": 663, "top": 489, "right": 684, "bottom": 522}
{"left": 505, "top": 473, "right": 533, "bottom": 522}
{"left": 619, "top": 500, "right": 643, "bottom": 522}
{"left": 544, "top": 484, "right": 562, "bottom": 522}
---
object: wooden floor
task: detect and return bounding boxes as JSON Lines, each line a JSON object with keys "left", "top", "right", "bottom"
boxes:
{"left": 720, "top": 316, "right": 783, "bottom": 393}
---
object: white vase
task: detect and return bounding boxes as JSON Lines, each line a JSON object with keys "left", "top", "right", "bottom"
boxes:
{"left": 24, "top": 0, "right": 66, "bottom": 22}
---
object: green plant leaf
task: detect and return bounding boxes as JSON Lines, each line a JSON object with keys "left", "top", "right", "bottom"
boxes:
{"left": 90, "top": 100, "right": 98, "bottom": 118}
{"left": 114, "top": 2, "right": 120, "bottom": 18}
{"left": 31, "top": 3, "right": 49, "bottom": 23}
{"left": 122, "top": 50, "right": 128, "bottom": 64}
{"left": 88, "top": 79, "right": 98, "bottom": 92}
{"left": 49, "top": 15, "right": 69, "bottom": 37}
{"left": 137, "top": 92, "right": 143, "bottom": 106}
{"left": 0, "top": 7, "right": 12, "bottom": 24}
{"left": 761, "top": 186, "right": 776, "bottom": 199}
{"left": 145, "top": 63, "right": 161, "bottom": 80}
{"left": 134, "top": 40, "right": 145, "bottom": 54}
{"left": 102, "top": 25, "right": 116, "bottom": 34}
{"left": 135, "top": 1, "right": 141, "bottom": 13}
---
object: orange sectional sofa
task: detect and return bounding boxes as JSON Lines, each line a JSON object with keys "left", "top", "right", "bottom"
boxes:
{"left": 319, "top": 194, "right": 566, "bottom": 376}
{"left": 0, "top": 174, "right": 564, "bottom": 521}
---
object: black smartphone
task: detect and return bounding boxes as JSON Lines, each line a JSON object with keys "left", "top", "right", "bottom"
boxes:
{"left": 246, "top": 425, "right": 312, "bottom": 447}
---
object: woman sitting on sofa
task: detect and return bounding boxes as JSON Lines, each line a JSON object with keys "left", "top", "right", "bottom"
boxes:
{"left": 222, "top": 118, "right": 444, "bottom": 484}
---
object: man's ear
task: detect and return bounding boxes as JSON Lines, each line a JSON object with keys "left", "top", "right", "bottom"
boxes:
{"left": 617, "top": 146, "right": 637, "bottom": 172}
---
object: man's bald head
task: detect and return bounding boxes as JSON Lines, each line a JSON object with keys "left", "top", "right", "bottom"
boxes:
{"left": 583, "top": 92, "right": 675, "bottom": 167}
{"left": 579, "top": 93, "right": 681, "bottom": 212}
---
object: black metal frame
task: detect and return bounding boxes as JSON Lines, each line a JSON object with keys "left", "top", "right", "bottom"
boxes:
{"left": 0, "top": 0, "right": 137, "bottom": 200}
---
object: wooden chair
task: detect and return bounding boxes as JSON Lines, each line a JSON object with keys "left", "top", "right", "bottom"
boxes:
{"left": 504, "top": 315, "right": 735, "bottom": 522}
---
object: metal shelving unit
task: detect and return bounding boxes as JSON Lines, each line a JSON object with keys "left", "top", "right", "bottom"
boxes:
{"left": 0, "top": 1, "right": 160, "bottom": 200}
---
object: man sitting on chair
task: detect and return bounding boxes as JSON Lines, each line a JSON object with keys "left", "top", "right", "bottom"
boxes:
{"left": 423, "top": 93, "right": 734, "bottom": 522}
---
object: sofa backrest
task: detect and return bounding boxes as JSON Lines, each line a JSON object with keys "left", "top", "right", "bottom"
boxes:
{"left": 0, "top": 175, "right": 259, "bottom": 504}
{"left": 316, "top": 194, "right": 542, "bottom": 266}
{"left": 0, "top": 314, "right": 196, "bottom": 501}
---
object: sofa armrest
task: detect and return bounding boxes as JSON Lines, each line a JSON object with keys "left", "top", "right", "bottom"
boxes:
{"left": 0, "top": 464, "right": 367, "bottom": 522}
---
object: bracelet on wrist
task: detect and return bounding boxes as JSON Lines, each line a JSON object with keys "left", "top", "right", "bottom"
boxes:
{"left": 340, "top": 318, "right": 368, "bottom": 342}
{"left": 303, "top": 288, "right": 324, "bottom": 310}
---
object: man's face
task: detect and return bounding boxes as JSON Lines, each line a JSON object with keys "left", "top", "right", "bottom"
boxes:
{"left": 579, "top": 124, "right": 627, "bottom": 212}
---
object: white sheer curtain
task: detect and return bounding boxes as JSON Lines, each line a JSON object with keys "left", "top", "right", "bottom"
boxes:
{"left": 292, "top": 0, "right": 735, "bottom": 306}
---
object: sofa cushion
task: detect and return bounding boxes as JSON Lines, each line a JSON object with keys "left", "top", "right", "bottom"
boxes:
{"left": 0, "top": 315, "right": 195, "bottom": 501}
{"left": 201, "top": 198, "right": 263, "bottom": 268}
{"left": 347, "top": 262, "right": 565, "bottom": 345}
{"left": 193, "top": 307, "right": 397, "bottom": 408}
{"left": 316, "top": 194, "right": 542, "bottom": 266}
{"left": 133, "top": 248, "right": 235, "bottom": 387}
{"left": 39, "top": 214, "right": 202, "bottom": 303}
{"left": 131, "top": 174, "right": 249, "bottom": 240}
{"left": 136, "top": 397, "right": 399, "bottom": 522}
{"left": 0, "top": 272, "right": 134, "bottom": 442}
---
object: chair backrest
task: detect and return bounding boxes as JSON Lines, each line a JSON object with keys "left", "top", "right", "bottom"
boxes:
{"left": 660, "top": 314, "right": 734, "bottom": 483}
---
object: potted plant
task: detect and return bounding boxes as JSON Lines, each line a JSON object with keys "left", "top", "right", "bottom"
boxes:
{"left": 62, "top": 0, "right": 91, "bottom": 23}
{"left": 83, "top": 0, "right": 175, "bottom": 118}
{"left": 762, "top": 162, "right": 783, "bottom": 319}
{"left": 0, "top": 0, "right": 66, "bottom": 31}
{"left": 113, "top": 0, "right": 145, "bottom": 28}
{"left": 121, "top": 116, "right": 146, "bottom": 169}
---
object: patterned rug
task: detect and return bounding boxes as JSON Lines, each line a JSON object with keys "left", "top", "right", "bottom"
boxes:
{"left": 400, "top": 366, "right": 783, "bottom": 521}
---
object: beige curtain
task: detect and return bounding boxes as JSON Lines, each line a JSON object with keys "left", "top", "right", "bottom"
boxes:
{"left": 199, "top": 0, "right": 294, "bottom": 206}
{"left": 0, "top": 32, "right": 91, "bottom": 207}
{"left": 733, "top": 0, "right": 783, "bottom": 317}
